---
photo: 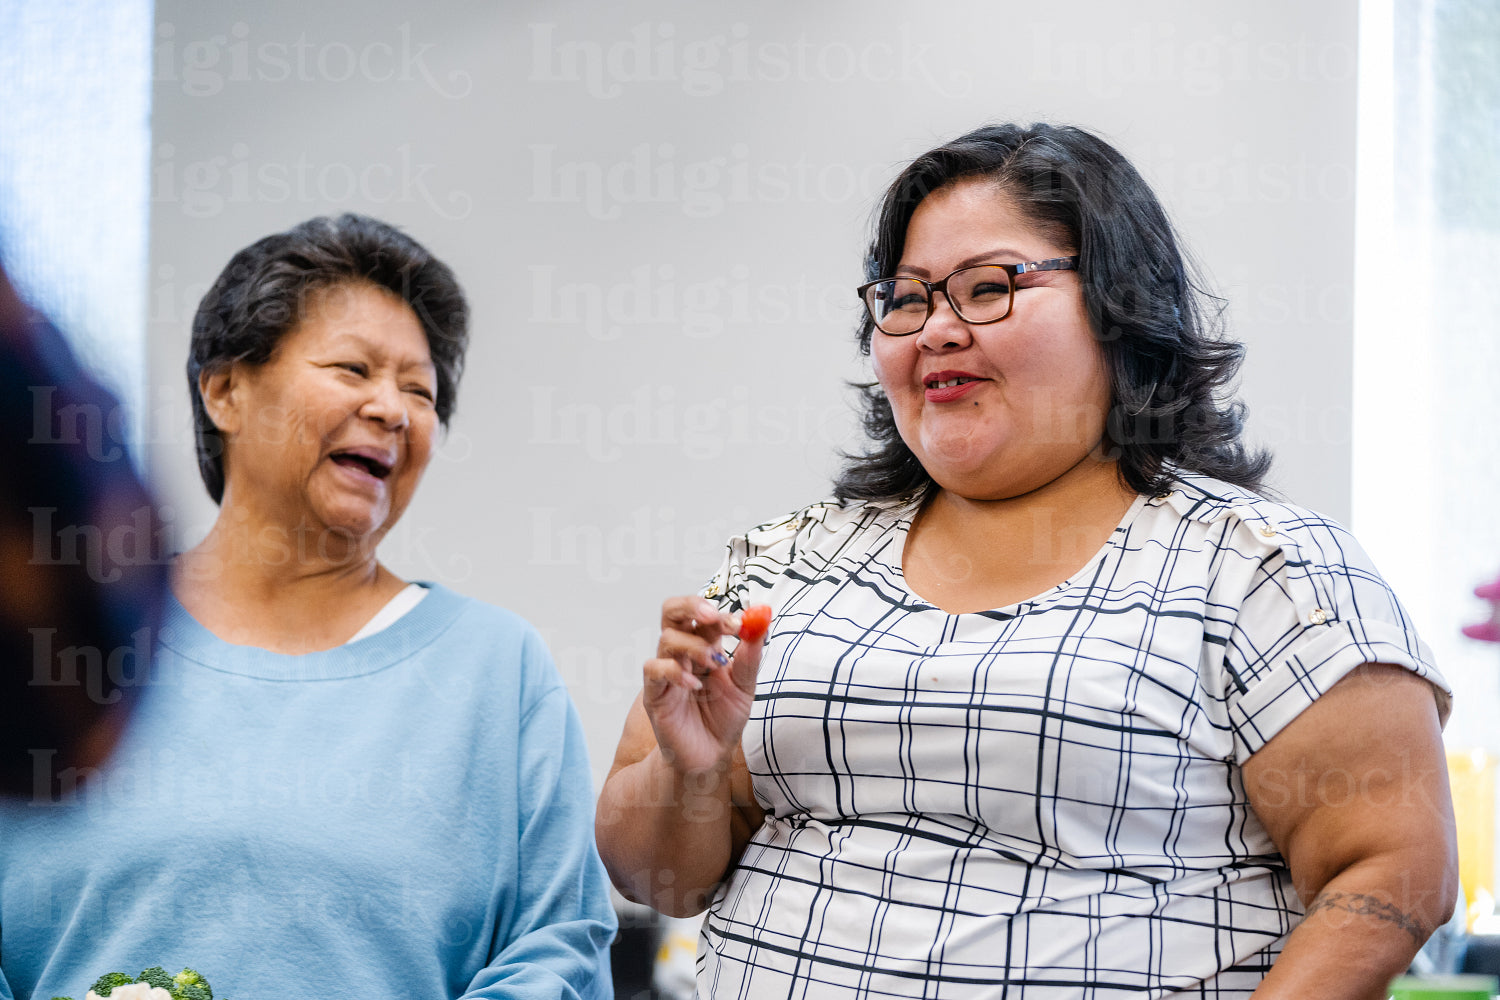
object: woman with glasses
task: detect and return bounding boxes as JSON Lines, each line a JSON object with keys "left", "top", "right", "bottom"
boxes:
{"left": 596, "top": 123, "right": 1456, "bottom": 997}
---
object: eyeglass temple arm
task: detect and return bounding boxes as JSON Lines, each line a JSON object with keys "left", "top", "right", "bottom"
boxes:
{"left": 1014, "top": 257, "right": 1079, "bottom": 274}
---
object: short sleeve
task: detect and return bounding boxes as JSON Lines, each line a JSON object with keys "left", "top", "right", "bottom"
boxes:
{"left": 699, "top": 502, "right": 848, "bottom": 614}
{"left": 1219, "top": 510, "right": 1450, "bottom": 763}
{"left": 700, "top": 530, "right": 749, "bottom": 616}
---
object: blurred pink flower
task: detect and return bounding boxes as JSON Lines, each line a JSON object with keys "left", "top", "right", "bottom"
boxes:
{"left": 1463, "top": 575, "right": 1500, "bottom": 643}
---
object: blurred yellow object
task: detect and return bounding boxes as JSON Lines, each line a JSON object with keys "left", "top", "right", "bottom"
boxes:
{"left": 1447, "top": 749, "right": 1496, "bottom": 932}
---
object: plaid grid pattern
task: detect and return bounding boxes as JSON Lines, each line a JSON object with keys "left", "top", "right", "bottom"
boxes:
{"left": 695, "top": 476, "right": 1446, "bottom": 999}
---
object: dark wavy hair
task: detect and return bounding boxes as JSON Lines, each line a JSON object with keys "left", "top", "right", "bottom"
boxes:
{"left": 835, "top": 122, "right": 1270, "bottom": 504}
{"left": 187, "top": 213, "right": 469, "bottom": 504}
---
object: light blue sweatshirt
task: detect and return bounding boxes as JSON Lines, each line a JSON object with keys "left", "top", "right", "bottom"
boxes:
{"left": 0, "top": 583, "right": 616, "bottom": 1000}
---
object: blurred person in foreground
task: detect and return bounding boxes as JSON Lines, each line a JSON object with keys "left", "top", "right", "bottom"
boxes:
{"left": 0, "top": 215, "right": 615, "bottom": 1000}
{"left": 597, "top": 123, "right": 1457, "bottom": 998}
{"left": 0, "top": 264, "right": 165, "bottom": 794}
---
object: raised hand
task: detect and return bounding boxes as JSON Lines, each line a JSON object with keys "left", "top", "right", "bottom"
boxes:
{"left": 642, "top": 596, "right": 768, "bottom": 777}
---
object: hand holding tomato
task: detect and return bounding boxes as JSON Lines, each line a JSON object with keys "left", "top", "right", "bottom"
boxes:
{"left": 641, "top": 598, "right": 773, "bottom": 777}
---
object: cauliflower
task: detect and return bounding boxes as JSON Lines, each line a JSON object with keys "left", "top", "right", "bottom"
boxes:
{"left": 84, "top": 984, "right": 172, "bottom": 1000}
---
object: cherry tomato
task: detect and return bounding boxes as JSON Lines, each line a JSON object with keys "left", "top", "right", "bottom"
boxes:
{"left": 739, "top": 604, "right": 773, "bottom": 644}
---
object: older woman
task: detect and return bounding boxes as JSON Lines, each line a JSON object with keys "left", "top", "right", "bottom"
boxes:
{"left": 0, "top": 215, "right": 615, "bottom": 1000}
{"left": 597, "top": 124, "right": 1457, "bottom": 998}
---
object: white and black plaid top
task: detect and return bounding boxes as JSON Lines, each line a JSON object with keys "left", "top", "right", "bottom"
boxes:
{"left": 696, "top": 476, "right": 1448, "bottom": 999}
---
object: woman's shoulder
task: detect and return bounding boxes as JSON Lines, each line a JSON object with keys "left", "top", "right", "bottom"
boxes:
{"left": 720, "top": 497, "right": 906, "bottom": 566}
{"left": 1164, "top": 477, "right": 1446, "bottom": 727}
{"left": 1157, "top": 474, "right": 1354, "bottom": 548}
{"left": 728, "top": 496, "right": 902, "bottom": 558}
{"left": 1154, "top": 475, "right": 1393, "bottom": 600}
{"left": 702, "top": 497, "right": 900, "bottom": 601}
{"left": 402, "top": 582, "right": 534, "bottom": 643}
{"left": 414, "top": 584, "right": 562, "bottom": 682}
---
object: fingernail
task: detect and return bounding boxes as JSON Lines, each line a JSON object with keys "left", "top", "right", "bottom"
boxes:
{"left": 710, "top": 650, "right": 729, "bottom": 667}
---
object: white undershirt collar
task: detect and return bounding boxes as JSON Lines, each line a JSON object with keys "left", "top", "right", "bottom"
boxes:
{"left": 346, "top": 583, "right": 429, "bottom": 644}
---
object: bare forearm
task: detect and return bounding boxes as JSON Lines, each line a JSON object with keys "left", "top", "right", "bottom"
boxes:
{"left": 1251, "top": 857, "right": 1454, "bottom": 999}
{"left": 596, "top": 748, "right": 736, "bottom": 916}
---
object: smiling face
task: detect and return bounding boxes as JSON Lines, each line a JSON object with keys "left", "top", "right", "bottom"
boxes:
{"left": 206, "top": 282, "right": 438, "bottom": 546}
{"left": 871, "top": 179, "right": 1114, "bottom": 501}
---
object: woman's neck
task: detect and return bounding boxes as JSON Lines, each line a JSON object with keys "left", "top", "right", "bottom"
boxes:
{"left": 172, "top": 502, "right": 406, "bottom": 654}
{"left": 904, "top": 456, "right": 1140, "bottom": 614}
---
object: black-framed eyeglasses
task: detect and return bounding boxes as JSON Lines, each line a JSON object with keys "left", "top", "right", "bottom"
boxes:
{"left": 856, "top": 256, "right": 1080, "bottom": 336}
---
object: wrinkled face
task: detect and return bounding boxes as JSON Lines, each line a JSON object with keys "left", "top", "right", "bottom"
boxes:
{"left": 213, "top": 282, "right": 438, "bottom": 545}
{"left": 871, "top": 179, "right": 1112, "bottom": 500}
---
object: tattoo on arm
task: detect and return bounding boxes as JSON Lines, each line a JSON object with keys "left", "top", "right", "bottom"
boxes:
{"left": 1302, "top": 891, "right": 1427, "bottom": 944}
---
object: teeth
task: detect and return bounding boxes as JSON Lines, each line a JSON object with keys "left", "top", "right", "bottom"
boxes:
{"left": 931, "top": 378, "right": 971, "bottom": 389}
{"left": 335, "top": 454, "right": 389, "bottom": 478}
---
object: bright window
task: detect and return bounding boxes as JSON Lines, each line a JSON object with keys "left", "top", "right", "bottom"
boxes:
{"left": 1355, "top": 0, "right": 1500, "bottom": 749}
{"left": 0, "top": 0, "right": 154, "bottom": 442}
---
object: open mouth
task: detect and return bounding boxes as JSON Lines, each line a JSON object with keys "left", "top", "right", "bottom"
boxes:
{"left": 330, "top": 450, "right": 394, "bottom": 480}
{"left": 923, "top": 374, "right": 983, "bottom": 389}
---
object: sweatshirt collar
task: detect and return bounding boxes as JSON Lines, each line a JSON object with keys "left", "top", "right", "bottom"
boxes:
{"left": 157, "top": 582, "right": 466, "bottom": 680}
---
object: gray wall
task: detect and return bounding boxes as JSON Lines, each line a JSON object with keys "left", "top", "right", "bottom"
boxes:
{"left": 147, "top": 1, "right": 1359, "bottom": 781}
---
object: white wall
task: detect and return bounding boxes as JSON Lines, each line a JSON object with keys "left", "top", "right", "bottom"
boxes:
{"left": 147, "top": 0, "right": 1360, "bottom": 781}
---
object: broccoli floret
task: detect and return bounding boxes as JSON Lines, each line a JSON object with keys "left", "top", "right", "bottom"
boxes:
{"left": 171, "top": 969, "right": 210, "bottom": 1000}
{"left": 137, "top": 967, "right": 175, "bottom": 992}
{"left": 171, "top": 968, "right": 212, "bottom": 1000}
{"left": 50, "top": 995, "right": 75, "bottom": 1000}
{"left": 170, "top": 968, "right": 212, "bottom": 1000}
{"left": 91, "top": 972, "right": 135, "bottom": 997}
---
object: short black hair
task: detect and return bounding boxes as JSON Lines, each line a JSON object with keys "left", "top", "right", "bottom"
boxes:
{"left": 835, "top": 122, "right": 1270, "bottom": 505}
{"left": 187, "top": 213, "right": 468, "bottom": 503}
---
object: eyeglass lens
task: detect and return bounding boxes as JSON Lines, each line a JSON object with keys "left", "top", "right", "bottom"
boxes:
{"left": 864, "top": 265, "right": 1012, "bottom": 334}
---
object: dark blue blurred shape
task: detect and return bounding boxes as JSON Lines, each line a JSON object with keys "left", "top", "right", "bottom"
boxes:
{"left": 0, "top": 267, "right": 167, "bottom": 795}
